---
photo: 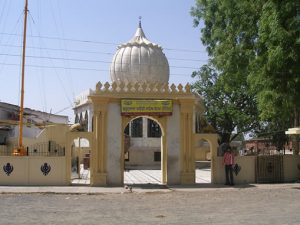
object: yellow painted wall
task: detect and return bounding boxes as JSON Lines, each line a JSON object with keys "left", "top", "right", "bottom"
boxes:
{"left": 213, "top": 155, "right": 300, "bottom": 184}
{"left": 283, "top": 155, "right": 300, "bottom": 182}
{"left": 0, "top": 156, "right": 28, "bottom": 185}
{"left": 7, "top": 124, "right": 70, "bottom": 149}
{"left": 28, "top": 157, "right": 67, "bottom": 185}
{"left": 0, "top": 156, "right": 67, "bottom": 185}
{"left": 34, "top": 124, "right": 70, "bottom": 146}
{"left": 214, "top": 156, "right": 256, "bottom": 184}
{"left": 195, "top": 147, "right": 210, "bottom": 161}
{"left": 235, "top": 156, "right": 256, "bottom": 184}
{"left": 74, "top": 147, "right": 91, "bottom": 164}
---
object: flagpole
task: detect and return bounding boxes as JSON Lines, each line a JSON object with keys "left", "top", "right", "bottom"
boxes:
{"left": 15, "top": 0, "right": 28, "bottom": 156}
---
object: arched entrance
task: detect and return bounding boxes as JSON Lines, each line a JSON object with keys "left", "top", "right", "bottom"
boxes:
{"left": 89, "top": 81, "right": 203, "bottom": 186}
{"left": 71, "top": 21, "right": 219, "bottom": 187}
{"left": 71, "top": 137, "right": 91, "bottom": 185}
{"left": 66, "top": 132, "right": 93, "bottom": 185}
{"left": 194, "top": 138, "right": 212, "bottom": 184}
{"left": 121, "top": 116, "right": 167, "bottom": 185}
{"left": 122, "top": 116, "right": 165, "bottom": 185}
{"left": 194, "top": 133, "right": 218, "bottom": 184}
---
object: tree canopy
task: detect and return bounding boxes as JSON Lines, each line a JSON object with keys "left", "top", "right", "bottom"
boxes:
{"left": 191, "top": 0, "right": 261, "bottom": 143}
{"left": 248, "top": 1, "right": 300, "bottom": 121}
{"left": 191, "top": 0, "right": 300, "bottom": 145}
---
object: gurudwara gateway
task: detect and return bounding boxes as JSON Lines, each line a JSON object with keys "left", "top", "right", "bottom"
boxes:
{"left": 2, "top": 21, "right": 299, "bottom": 186}
{"left": 0, "top": 21, "right": 218, "bottom": 186}
{"left": 71, "top": 21, "right": 219, "bottom": 186}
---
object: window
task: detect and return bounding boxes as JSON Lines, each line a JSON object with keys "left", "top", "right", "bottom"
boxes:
{"left": 148, "top": 119, "right": 161, "bottom": 137}
{"left": 154, "top": 151, "right": 161, "bottom": 162}
{"left": 83, "top": 111, "right": 88, "bottom": 131}
{"left": 75, "top": 114, "right": 79, "bottom": 123}
{"left": 92, "top": 116, "right": 94, "bottom": 132}
{"left": 79, "top": 113, "right": 83, "bottom": 124}
{"left": 131, "top": 117, "right": 143, "bottom": 137}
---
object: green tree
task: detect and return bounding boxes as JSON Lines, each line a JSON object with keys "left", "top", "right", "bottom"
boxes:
{"left": 191, "top": 0, "right": 300, "bottom": 153}
{"left": 248, "top": 0, "right": 300, "bottom": 153}
{"left": 191, "top": 0, "right": 261, "bottom": 143}
{"left": 192, "top": 65, "right": 259, "bottom": 143}
{"left": 248, "top": 1, "right": 300, "bottom": 119}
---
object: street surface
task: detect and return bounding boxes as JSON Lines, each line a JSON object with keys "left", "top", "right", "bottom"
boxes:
{"left": 0, "top": 183, "right": 299, "bottom": 225}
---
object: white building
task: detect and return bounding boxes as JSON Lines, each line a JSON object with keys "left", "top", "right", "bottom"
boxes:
{"left": 0, "top": 101, "right": 68, "bottom": 146}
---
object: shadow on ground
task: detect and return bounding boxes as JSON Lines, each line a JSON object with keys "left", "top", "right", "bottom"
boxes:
{"left": 125, "top": 183, "right": 256, "bottom": 190}
{"left": 125, "top": 183, "right": 169, "bottom": 189}
{"left": 168, "top": 183, "right": 256, "bottom": 189}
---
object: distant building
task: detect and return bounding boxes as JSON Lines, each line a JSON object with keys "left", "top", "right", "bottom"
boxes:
{"left": 244, "top": 138, "right": 292, "bottom": 155}
{"left": 0, "top": 101, "right": 68, "bottom": 145}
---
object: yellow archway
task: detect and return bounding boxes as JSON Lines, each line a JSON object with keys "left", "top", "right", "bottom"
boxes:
{"left": 66, "top": 132, "right": 94, "bottom": 185}
{"left": 87, "top": 81, "right": 216, "bottom": 186}
{"left": 121, "top": 115, "right": 167, "bottom": 184}
{"left": 193, "top": 133, "right": 218, "bottom": 184}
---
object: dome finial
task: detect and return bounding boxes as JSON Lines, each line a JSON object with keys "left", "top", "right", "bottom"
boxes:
{"left": 138, "top": 16, "right": 142, "bottom": 28}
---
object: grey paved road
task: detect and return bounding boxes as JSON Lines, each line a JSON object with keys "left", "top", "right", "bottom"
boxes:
{"left": 0, "top": 184, "right": 299, "bottom": 225}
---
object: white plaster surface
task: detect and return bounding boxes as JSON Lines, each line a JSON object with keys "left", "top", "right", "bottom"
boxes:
{"left": 73, "top": 102, "right": 94, "bottom": 132}
{"left": 130, "top": 137, "right": 161, "bottom": 148}
{"left": 106, "top": 103, "right": 122, "bottom": 185}
{"left": 166, "top": 104, "right": 181, "bottom": 184}
{"left": 125, "top": 147, "right": 161, "bottom": 167}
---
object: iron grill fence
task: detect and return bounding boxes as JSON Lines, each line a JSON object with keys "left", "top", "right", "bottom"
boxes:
{"left": 256, "top": 155, "right": 283, "bottom": 183}
{"left": 0, "top": 141, "right": 65, "bottom": 156}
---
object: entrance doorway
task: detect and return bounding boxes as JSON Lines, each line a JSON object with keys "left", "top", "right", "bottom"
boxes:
{"left": 71, "top": 137, "right": 91, "bottom": 185}
{"left": 195, "top": 138, "right": 212, "bottom": 184}
{"left": 123, "top": 117, "right": 163, "bottom": 185}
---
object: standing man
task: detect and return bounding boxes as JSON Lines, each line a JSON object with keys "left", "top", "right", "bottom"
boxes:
{"left": 223, "top": 146, "right": 235, "bottom": 186}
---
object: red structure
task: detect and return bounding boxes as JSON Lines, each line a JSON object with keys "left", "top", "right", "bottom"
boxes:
{"left": 244, "top": 138, "right": 292, "bottom": 155}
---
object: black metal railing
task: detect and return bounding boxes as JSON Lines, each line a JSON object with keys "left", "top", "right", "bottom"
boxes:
{"left": 0, "top": 141, "right": 65, "bottom": 156}
{"left": 0, "top": 145, "right": 11, "bottom": 156}
{"left": 256, "top": 155, "right": 283, "bottom": 183}
{"left": 27, "top": 141, "right": 65, "bottom": 156}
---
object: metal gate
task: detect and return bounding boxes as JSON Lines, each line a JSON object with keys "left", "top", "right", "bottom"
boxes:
{"left": 256, "top": 155, "right": 283, "bottom": 183}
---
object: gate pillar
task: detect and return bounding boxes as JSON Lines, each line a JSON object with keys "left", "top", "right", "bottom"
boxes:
{"left": 90, "top": 98, "right": 108, "bottom": 186}
{"left": 179, "top": 99, "right": 195, "bottom": 184}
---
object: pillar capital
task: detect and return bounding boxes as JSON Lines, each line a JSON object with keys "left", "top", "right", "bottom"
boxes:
{"left": 179, "top": 98, "right": 194, "bottom": 114}
{"left": 89, "top": 96, "right": 109, "bottom": 113}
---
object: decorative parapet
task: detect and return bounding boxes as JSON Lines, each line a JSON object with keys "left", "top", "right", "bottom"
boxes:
{"left": 74, "top": 89, "right": 94, "bottom": 106}
{"left": 95, "top": 81, "right": 192, "bottom": 95}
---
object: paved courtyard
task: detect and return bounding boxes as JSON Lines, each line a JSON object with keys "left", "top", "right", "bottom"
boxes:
{"left": 72, "top": 166, "right": 211, "bottom": 185}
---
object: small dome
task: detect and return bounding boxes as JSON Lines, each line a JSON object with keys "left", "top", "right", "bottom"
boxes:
{"left": 110, "top": 21, "right": 169, "bottom": 84}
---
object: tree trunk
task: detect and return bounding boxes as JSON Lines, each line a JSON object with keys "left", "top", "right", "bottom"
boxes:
{"left": 220, "top": 132, "right": 231, "bottom": 144}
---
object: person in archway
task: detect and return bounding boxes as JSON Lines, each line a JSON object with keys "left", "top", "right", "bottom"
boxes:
{"left": 223, "top": 146, "right": 235, "bottom": 186}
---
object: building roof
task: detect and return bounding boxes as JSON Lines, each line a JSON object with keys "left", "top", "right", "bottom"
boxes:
{"left": 0, "top": 101, "right": 68, "bottom": 125}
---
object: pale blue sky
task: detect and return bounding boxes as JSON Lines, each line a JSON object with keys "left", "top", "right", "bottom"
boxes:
{"left": 0, "top": 0, "right": 207, "bottom": 122}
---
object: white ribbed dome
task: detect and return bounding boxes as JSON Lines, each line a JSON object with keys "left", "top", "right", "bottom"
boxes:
{"left": 110, "top": 21, "right": 169, "bottom": 84}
